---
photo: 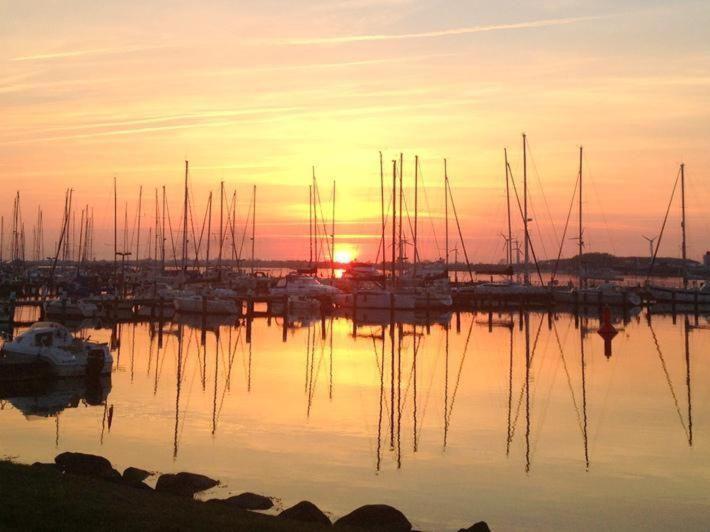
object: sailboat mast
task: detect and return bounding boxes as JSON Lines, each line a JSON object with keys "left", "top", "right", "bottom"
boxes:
{"left": 398, "top": 153, "right": 403, "bottom": 268}
{"left": 136, "top": 185, "right": 143, "bottom": 263}
{"left": 331, "top": 180, "right": 335, "bottom": 279}
{"left": 579, "top": 146, "right": 584, "bottom": 287}
{"left": 444, "top": 159, "right": 449, "bottom": 267}
{"left": 161, "top": 186, "right": 166, "bottom": 272}
{"left": 413, "top": 155, "right": 419, "bottom": 277}
{"left": 113, "top": 177, "right": 118, "bottom": 275}
{"left": 218, "top": 181, "right": 224, "bottom": 271}
{"left": 391, "top": 160, "right": 397, "bottom": 287}
{"left": 154, "top": 188, "right": 159, "bottom": 265}
{"left": 380, "top": 152, "right": 386, "bottom": 283}
{"left": 206, "top": 191, "right": 212, "bottom": 268}
{"left": 182, "top": 161, "right": 189, "bottom": 273}
{"left": 308, "top": 184, "right": 313, "bottom": 266}
{"left": 680, "top": 162, "right": 687, "bottom": 288}
{"left": 523, "top": 133, "right": 530, "bottom": 285}
{"left": 504, "top": 149, "right": 512, "bottom": 266}
{"left": 250, "top": 185, "right": 256, "bottom": 274}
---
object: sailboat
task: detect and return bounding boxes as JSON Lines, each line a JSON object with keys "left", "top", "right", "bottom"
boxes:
{"left": 647, "top": 164, "right": 710, "bottom": 305}
{"left": 552, "top": 147, "right": 640, "bottom": 307}
{"left": 332, "top": 155, "right": 415, "bottom": 311}
{"left": 454, "top": 136, "right": 550, "bottom": 304}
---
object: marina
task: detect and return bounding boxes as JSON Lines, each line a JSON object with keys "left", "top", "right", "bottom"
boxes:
{"left": 0, "top": 308, "right": 707, "bottom": 530}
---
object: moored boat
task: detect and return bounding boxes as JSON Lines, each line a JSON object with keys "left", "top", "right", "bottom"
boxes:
{"left": 0, "top": 322, "right": 112, "bottom": 378}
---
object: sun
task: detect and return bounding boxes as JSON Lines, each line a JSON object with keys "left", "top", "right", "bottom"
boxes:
{"left": 334, "top": 249, "right": 354, "bottom": 264}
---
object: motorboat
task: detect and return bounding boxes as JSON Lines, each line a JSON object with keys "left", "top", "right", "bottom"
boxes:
{"left": 173, "top": 292, "right": 239, "bottom": 315}
{"left": 270, "top": 274, "right": 341, "bottom": 300}
{"left": 335, "top": 288, "right": 416, "bottom": 310}
{"left": 271, "top": 295, "right": 322, "bottom": 315}
{"left": 44, "top": 297, "right": 98, "bottom": 319}
{"left": 552, "top": 283, "right": 641, "bottom": 307}
{"left": 0, "top": 322, "right": 113, "bottom": 378}
{"left": 647, "top": 282, "right": 710, "bottom": 305}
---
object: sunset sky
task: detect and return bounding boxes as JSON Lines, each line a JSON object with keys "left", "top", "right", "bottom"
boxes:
{"left": 2, "top": 0, "right": 709, "bottom": 262}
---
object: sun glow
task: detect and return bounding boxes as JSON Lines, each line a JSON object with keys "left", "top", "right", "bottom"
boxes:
{"left": 334, "top": 249, "right": 354, "bottom": 264}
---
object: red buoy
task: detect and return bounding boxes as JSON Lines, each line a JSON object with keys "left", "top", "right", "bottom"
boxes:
{"left": 597, "top": 307, "right": 618, "bottom": 359}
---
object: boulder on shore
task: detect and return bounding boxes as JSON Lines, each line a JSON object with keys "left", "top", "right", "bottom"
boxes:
{"left": 54, "top": 452, "right": 121, "bottom": 481}
{"left": 335, "top": 504, "right": 411, "bottom": 531}
{"left": 218, "top": 492, "right": 273, "bottom": 510}
{"left": 31, "top": 462, "right": 60, "bottom": 475}
{"left": 122, "top": 466, "right": 151, "bottom": 483}
{"left": 279, "top": 500, "right": 331, "bottom": 526}
{"left": 458, "top": 522, "right": 491, "bottom": 532}
{"left": 155, "top": 472, "right": 219, "bottom": 497}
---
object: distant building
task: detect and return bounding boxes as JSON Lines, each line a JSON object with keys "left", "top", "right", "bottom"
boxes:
{"left": 705, "top": 252, "right": 710, "bottom": 267}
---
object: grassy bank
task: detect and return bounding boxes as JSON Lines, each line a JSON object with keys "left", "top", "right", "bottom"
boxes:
{"left": 0, "top": 461, "right": 329, "bottom": 531}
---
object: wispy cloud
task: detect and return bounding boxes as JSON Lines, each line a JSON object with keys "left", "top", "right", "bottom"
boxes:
{"left": 270, "top": 15, "right": 606, "bottom": 45}
{"left": 10, "top": 44, "right": 171, "bottom": 62}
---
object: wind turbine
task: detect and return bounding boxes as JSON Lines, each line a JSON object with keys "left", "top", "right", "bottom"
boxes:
{"left": 642, "top": 235, "right": 657, "bottom": 259}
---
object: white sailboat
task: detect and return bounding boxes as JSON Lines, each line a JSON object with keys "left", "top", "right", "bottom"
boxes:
{"left": 646, "top": 163, "right": 710, "bottom": 305}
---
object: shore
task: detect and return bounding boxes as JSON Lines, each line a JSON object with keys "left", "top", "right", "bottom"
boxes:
{"left": 0, "top": 456, "right": 489, "bottom": 531}
{"left": 0, "top": 460, "right": 324, "bottom": 531}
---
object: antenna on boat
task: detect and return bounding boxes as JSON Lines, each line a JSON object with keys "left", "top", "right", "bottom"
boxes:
{"left": 379, "top": 152, "right": 386, "bottom": 286}
{"left": 578, "top": 146, "right": 585, "bottom": 288}
{"left": 680, "top": 162, "right": 687, "bottom": 288}
{"left": 444, "top": 158, "right": 449, "bottom": 267}
{"left": 250, "top": 184, "right": 256, "bottom": 275}
{"left": 523, "top": 133, "right": 530, "bottom": 285}
{"left": 331, "top": 180, "right": 336, "bottom": 279}
{"left": 182, "top": 160, "right": 189, "bottom": 275}
{"left": 413, "top": 155, "right": 419, "bottom": 277}
{"left": 504, "top": 149, "right": 513, "bottom": 268}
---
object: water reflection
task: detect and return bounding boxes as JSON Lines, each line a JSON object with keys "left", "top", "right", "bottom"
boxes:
{"left": 0, "top": 309, "right": 707, "bottom": 531}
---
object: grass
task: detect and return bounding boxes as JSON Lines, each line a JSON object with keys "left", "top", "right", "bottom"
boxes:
{"left": 0, "top": 460, "right": 333, "bottom": 531}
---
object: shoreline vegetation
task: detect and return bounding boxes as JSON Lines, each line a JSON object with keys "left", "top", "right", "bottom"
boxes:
{"left": 5, "top": 252, "right": 705, "bottom": 278}
{"left": 0, "top": 454, "right": 490, "bottom": 532}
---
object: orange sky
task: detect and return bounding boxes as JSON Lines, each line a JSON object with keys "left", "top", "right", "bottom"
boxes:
{"left": 2, "top": 1, "right": 709, "bottom": 261}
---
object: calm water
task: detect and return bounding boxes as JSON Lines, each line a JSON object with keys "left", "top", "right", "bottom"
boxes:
{"left": 1, "top": 309, "right": 708, "bottom": 531}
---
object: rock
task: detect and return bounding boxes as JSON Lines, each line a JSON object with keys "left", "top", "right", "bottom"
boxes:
{"left": 54, "top": 452, "right": 121, "bottom": 481}
{"left": 219, "top": 492, "right": 273, "bottom": 510}
{"left": 124, "top": 480, "right": 153, "bottom": 491}
{"left": 335, "top": 504, "right": 411, "bottom": 531}
{"left": 123, "top": 466, "right": 151, "bottom": 483}
{"left": 31, "top": 462, "right": 60, "bottom": 475}
{"left": 458, "top": 522, "right": 491, "bottom": 532}
{"left": 279, "top": 500, "right": 331, "bottom": 526}
{"left": 155, "top": 472, "right": 219, "bottom": 497}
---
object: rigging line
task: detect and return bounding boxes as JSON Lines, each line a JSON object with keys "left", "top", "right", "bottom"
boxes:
{"left": 313, "top": 177, "right": 333, "bottom": 263}
{"left": 416, "top": 329, "right": 445, "bottom": 444}
{"left": 446, "top": 317, "right": 475, "bottom": 423}
{"left": 551, "top": 173, "right": 580, "bottom": 284}
{"left": 509, "top": 315, "right": 545, "bottom": 442}
{"left": 373, "top": 190, "right": 394, "bottom": 265}
{"left": 187, "top": 187, "right": 198, "bottom": 261}
{"left": 648, "top": 320, "right": 689, "bottom": 439}
{"left": 237, "top": 196, "right": 252, "bottom": 263}
{"left": 507, "top": 162, "right": 546, "bottom": 285}
{"left": 163, "top": 195, "right": 180, "bottom": 270}
{"left": 220, "top": 190, "right": 239, "bottom": 260}
{"left": 552, "top": 319, "right": 584, "bottom": 436}
{"left": 191, "top": 194, "right": 211, "bottom": 267}
{"left": 445, "top": 177, "right": 475, "bottom": 282}
{"left": 685, "top": 174, "right": 710, "bottom": 247}
{"left": 527, "top": 194, "right": 551, "bottom": 261}
{"left": 418, "top": 159, "right": 443, "bottom": 260}
{"left": 525, "top": 137, "right": 560, "bottom": 246}
{"left": 647, "top": 166, "right": 682, "bottom": 279}
{"left": 585, "top": 153, "right": 617, "bottom": 255}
